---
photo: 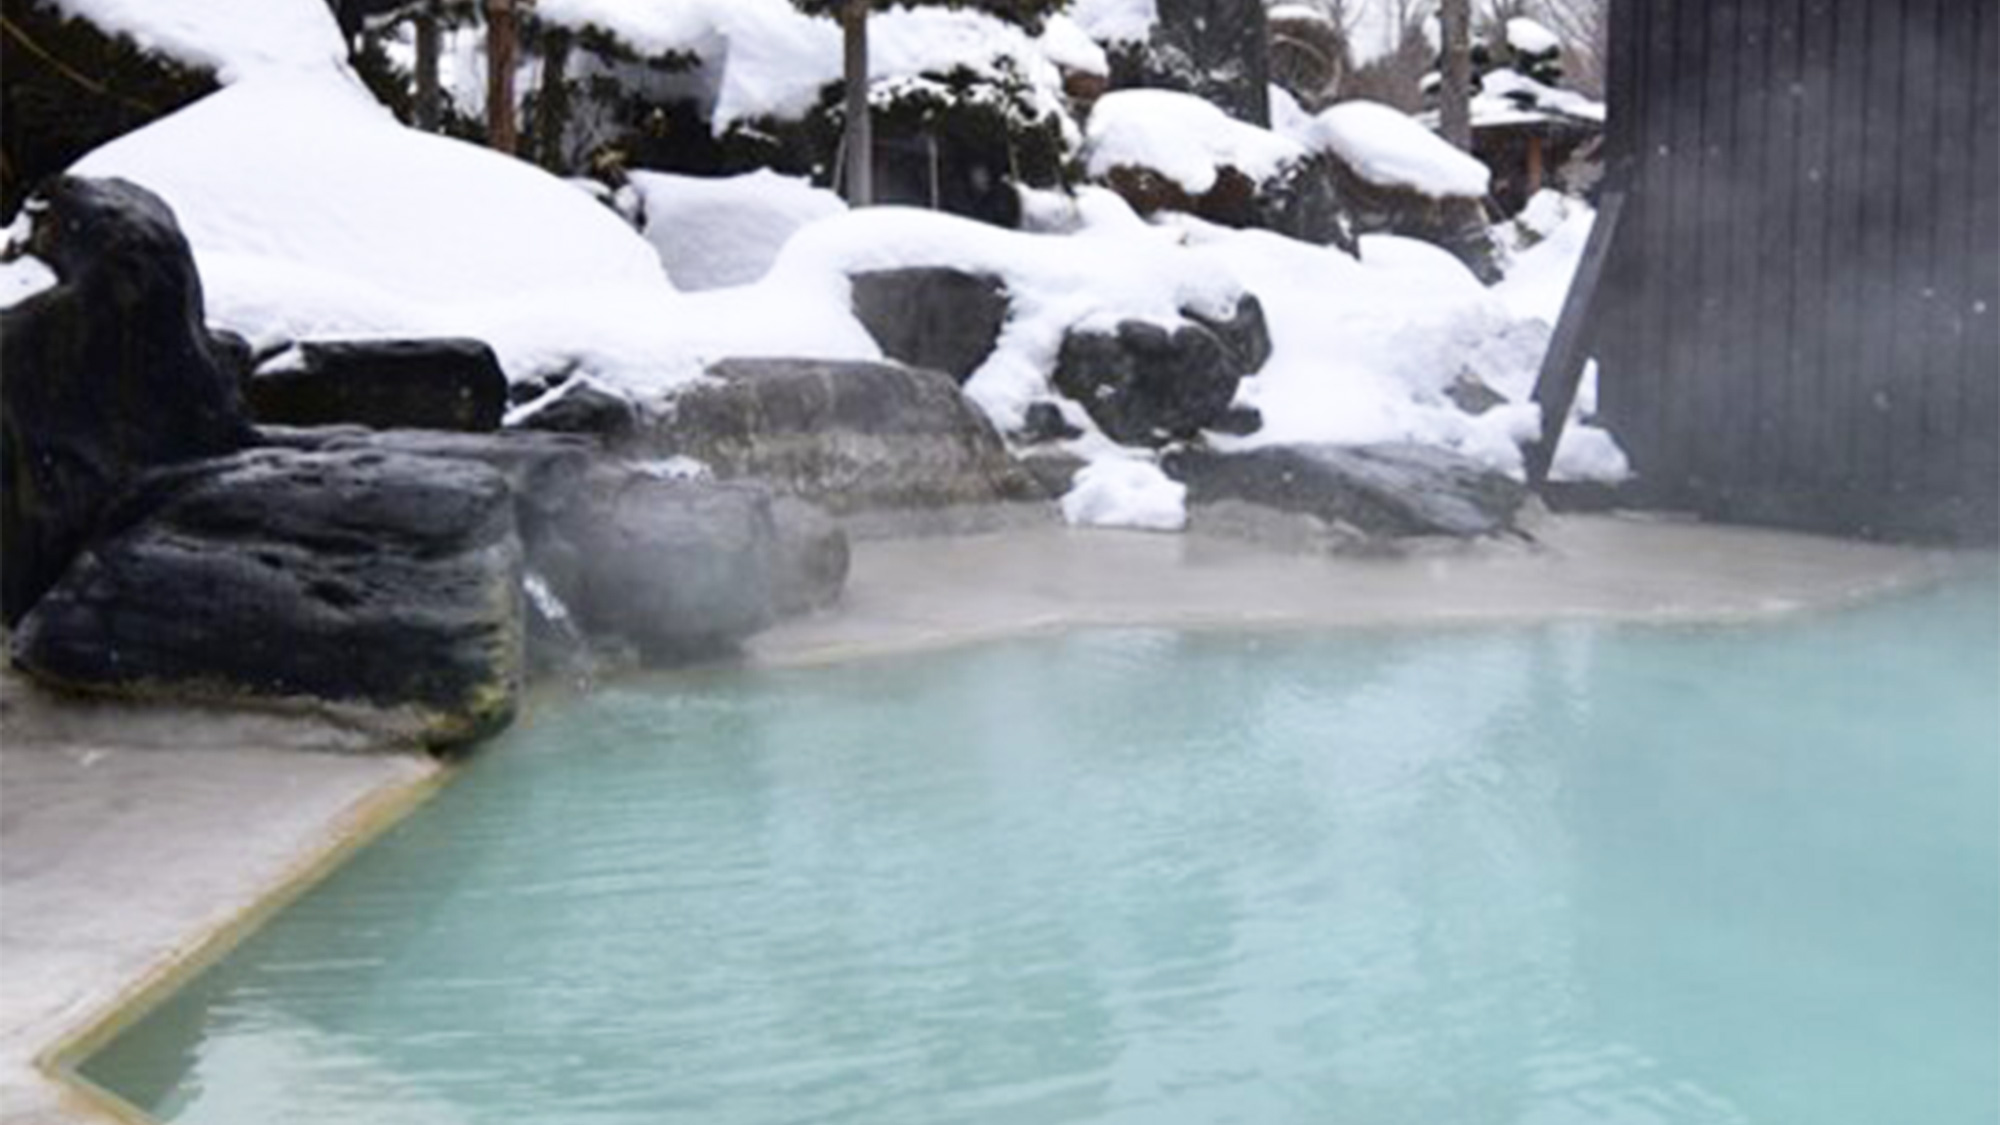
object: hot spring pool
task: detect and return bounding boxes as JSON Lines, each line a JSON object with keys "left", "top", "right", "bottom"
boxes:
{"left": 77, "top": 573, "right": 1999, "bottom": 1125}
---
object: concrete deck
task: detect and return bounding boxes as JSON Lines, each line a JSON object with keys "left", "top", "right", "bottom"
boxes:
{"left": 749, "top": 513, "right": 1968, "bottom": 666}
{"left": 0, "top": 513, "right": 1974, "bottom": 1123}
{"left": 0, "top": 691, "right": 440, "bottom": 1125}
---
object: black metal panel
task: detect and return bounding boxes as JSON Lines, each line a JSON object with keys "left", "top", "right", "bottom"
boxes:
{"left": 1595, "top": 0, "right": 1998, "bottom": 542}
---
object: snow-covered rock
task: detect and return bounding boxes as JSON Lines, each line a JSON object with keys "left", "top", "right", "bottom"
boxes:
{"left": 1086, "top": 89, "right": 1304, "bottom": 196}
{"left": 1309, "top": 100, "right": 1491, "bottom": 199}
{"left": 1505, "top": 17, "right": 1562, "bottom": 58}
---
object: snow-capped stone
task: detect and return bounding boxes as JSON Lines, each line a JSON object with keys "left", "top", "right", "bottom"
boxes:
{"left": 1310, "top": 100, "right": 1492, "bottom": 199}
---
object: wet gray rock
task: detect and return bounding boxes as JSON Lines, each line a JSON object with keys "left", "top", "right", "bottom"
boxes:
{"left": 850, "top": 268, "right": 1009, "bottom": 383}
{"left": 1163, "top": 443, "right": 1528, "bottom": 539}
{"left": 651, "top": 358, "right": 1045, "bottom": 514}
{"left": 0, "top": 176, "right": 254, "bottom": 625}
{"left": 264, "top": 427, "right": 845, "bottom": 658}
{"left": 1053, "top": 298, "right": 1269, "bottom": 445}
{"left": 770, "top": 494, "right": 850, "bottom": 616}
{"left": 541, "top": 472, "right": 780, "bottom": 662}
{"left": 246, "top": 338, "right": 508, "bottom": 432}
{"left": 9, "top": 447, "right": 524, "bottom": 748}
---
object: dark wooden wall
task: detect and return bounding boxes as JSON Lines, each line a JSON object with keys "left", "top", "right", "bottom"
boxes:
{"left": 1593, "top": 0, "right": 1998, "bottom": 542}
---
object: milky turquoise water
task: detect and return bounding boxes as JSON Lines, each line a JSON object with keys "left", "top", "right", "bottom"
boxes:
{"left": 81, "top": 571, "right": 1999, "bottom": 1125}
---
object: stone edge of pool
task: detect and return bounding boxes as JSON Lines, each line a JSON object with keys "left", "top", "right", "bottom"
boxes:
{"left": 1, "top": 513, "right": 1985, "bottom": 1124}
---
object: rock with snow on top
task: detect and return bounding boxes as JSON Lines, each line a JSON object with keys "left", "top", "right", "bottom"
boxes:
{"left": 10, "top": 446, "right": 524, "bottom": 748}
{"left": 650, "top": 358, "right": 1046, "bottom": 515}
{"left": 247, "top": 339, "right": 508, "bottom": 432}
{"left": 1053, "top": 295, "right": 1269, "bottom": 446}
{"left": 1163, "top": 443, "right": 1527, "bottom": 539}
{"left": 1, "top": 177, "right": 254, "bottom": 626}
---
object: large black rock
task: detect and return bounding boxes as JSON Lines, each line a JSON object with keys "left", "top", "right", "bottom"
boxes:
{"left": 1, "top": 176, "right": 253, "bottom": 626}
{"left": 246, "top": 338, "right": 508, "bottom": 432}
{"left": 651, "top": 358, "right": 1045, "bottom": 514}
{"left": 1163, "top": 443, "right": 1528, "bottom": 539}
{"left": 264, "top": 427, "right": 847, "bottom": 661}
{"left": 849, "top": 268, "right": 1010, "bottom": 384}
{"left": 10, "top": 447, "right": 524, "bottom": 747}
{"left": 1053, "top": 298, "right": 1270, "bottom": 446}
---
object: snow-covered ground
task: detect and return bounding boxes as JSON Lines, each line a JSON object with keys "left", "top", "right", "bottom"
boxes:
{"left": 12, "top": 0, "right": 1624, "bottom": 536}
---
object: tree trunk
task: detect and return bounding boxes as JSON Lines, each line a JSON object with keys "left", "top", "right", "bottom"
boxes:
{"left": 840, "top": 0, "right": 872, "bottom": 207}
{"left": 537, "top": 29, "right": 572, "bottom": 172}
{"left": 414, "top": 1, "right": 441, "bottom": 132}
{"left": 1438, "top": 0, "right": 1472, "bottom": 150}
{"left": 486, "top": 0, "right": 518, "bottom": 155}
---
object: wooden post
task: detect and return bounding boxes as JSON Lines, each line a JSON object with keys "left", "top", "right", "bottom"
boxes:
{"left": 486, "top": 0, "right": 518, "bottom": 155}
{"left": 840, "top": 0, "right": 872, "bottom": 207}
{"left": 1438, "top": 0, "right": 1473, "bottom": 150}
{"left": 414, "top": 1, "right": 441, "bottom": 132}
{"left": 1526, "top": 190, "right": 1626, "bottom": 485}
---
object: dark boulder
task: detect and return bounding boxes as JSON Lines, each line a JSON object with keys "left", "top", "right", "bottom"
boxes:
{"left": 650, "top": 358, "right": 1045, "bottom": 514}
{"left": 506, "top": 376, "right": 640, "bottom": 441}
{"left": 9, "top": 447, "right": 524, "bottom": 747}
{"left": 1164, "top": 443, "right": 1528, "bottom": 539}
{"left": 1098, "top": 158, "right": 1357, "bottom": 254}
{"left": 1020, "top": 401, "right": 1085, "bottom": 444}
{"left": 1109, "top": 0, "right": 1272, "bottom": 127}
{"left": 850, "top": 268, "right": 1009, "bottom": 383}
{"left": 1053, "top": 299, "right": 1269, "bottom": 446}
{"left": 246, "top": 338, "right": 508, "bottom": 432}
{"left": 260, "top": 427, "right": 841, "bottom": 664}
{"left": 1, "top": 176, "right": 253, "bottom": 626}
{"left": 1185, "top": 294, "right": 1274, "bottom": 376}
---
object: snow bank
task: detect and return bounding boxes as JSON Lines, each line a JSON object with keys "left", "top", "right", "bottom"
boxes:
{"left": 1061, "top": 458, "right": 1187, "bottom": 531}
{"left": 48, "top": 0, "right": 348, "bottom": 84}
{"left": 1493, "top": 196, "right": 1595, "bottom": 323}
{"left": 628, "top": 169, "right": 845, "bottom": 290}
{"left": 65, "top": 76, "right": 866, "bottom": 395}
{"left": 1084, "top": 89, "right": 1306, "bottom": 195}
{"left": 1310, "top": 100, "right": 1491, "bottom": 198}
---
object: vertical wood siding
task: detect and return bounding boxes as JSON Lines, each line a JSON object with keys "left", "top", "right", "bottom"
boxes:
{"left": 1596, "top": 0, "right": 1998, "bottom": 541}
